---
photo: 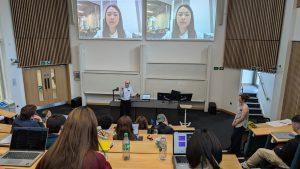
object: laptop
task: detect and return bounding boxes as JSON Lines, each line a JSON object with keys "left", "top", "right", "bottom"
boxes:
{"left": 172, "top": 131, "right": 194, "bottom": 169}
{"left": 0, "top": 127, "right": 48, "bottom": 167}
{"left": 141, "top": 94, "right": 151, "bottom": 101}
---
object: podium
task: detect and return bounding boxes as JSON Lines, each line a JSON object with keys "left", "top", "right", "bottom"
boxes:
{"left": 179, "top": 104, "right": 192, "bottom": 127}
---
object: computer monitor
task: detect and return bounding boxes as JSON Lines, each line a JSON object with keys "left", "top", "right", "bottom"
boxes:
{"left": 157, "top": 93, "right": 172, "bottom": 101}
{"left": 179, "top": 93, "right": 193, "bottom": 102}
{"left": 171, "top": 90, "right": 181, "bottom": 101}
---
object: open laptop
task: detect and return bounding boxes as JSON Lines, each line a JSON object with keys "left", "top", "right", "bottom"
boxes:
{"left": 0, "top": 127, "right": 48, "bottom": 167}
{"left": 141, "top": 94, "right": 151, "bottom": 101}
{"left": 172, "top": 131, "right": 194, "bottom": 169}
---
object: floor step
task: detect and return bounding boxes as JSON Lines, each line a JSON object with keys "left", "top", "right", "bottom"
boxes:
{"left": 243, "top": 93, "right": 257, "bottom": 98}
{"left": 247, "top": 102, "right": 260, "bottom": 108}
{"left": 247, "top": 97, "right": 258, "bottom": 103}
{"left": 249, "top": 108, "right": 262, "bottom": 115}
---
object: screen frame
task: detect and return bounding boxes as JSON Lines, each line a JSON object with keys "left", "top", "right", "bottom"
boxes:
{"left": 145, "top": 0, "right": 217, "bottom": 42}
{"left": 76, "top": 0, "right": 144, "bottom": 41}
{"left": 173, "top": 130, "right": 194, "bottom": 155}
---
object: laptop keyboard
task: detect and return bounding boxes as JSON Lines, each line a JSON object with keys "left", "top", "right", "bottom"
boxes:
{"left": 175, "top": 156, "right": 188, "bottom": 163}
{"left": 2, "top": 152, "right": 40, "bottom": 160}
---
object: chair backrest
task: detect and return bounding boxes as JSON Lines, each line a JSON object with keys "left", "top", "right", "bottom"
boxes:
{"left": 290, "top": 143, "right": 300, "bottom": 169}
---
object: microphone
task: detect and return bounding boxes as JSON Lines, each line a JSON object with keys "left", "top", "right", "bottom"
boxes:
{"left": 112, "top": 87, "right": 119, "bottom": 91}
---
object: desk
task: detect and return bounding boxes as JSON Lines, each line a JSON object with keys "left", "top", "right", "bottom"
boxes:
{"left": 0, "top": 124, "right": 12, "bottom": 133}
{"left": 249, "top": 123, "right": 294, "bottom": 136}
{"left": 0, "top": 146, "right": 241, "bottom": 169}
{"left": 0, "top": 110, "right": 16, "bottom": 119}
{"left": 108, "top": 134, "right": 173, "bottom": 154}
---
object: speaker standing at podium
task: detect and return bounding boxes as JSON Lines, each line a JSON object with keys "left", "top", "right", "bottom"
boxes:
{"left": 120, "top": 80, "right": 134, "bottom": 117}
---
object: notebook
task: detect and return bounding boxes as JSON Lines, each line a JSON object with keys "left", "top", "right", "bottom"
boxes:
{"left": 172, "top": 131, "right": 194, "bottom": 169}
{"left": 272, "top": 132, "right": 296, "bottom": 140}
{"left": 0, "top": 127, "right": 48, "bottom": 167}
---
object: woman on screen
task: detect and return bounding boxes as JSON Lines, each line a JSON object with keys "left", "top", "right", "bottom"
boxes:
{"left": 94, "top": 5, "right": 131, "bottom": 39}
{"left": 163, "top": 4, "right": 197, "bottom": 39}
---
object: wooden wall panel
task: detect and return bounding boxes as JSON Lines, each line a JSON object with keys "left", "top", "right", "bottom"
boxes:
{"left": 282, "top": 42, "right": 300, "bottom": 119}
{"left": 10, "top": 0, "right": 71, "bottom": 67}
{"left": 224, "top": 0, "right": 285, "bottom": 72}
{"left": 298, "top": 0, "right": 300, "bottom": 7}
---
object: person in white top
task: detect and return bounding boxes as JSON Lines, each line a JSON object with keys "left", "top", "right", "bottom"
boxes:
{"left": 229, "top": 93, "right": 250, "bottom": 155}
{"left": 94, "top": 5, "right": 132, "bottom": 39}
{"left": 119, "top": 80, "right": 135, "bottom": 117}
{"left": 162, "top": 4, "right": 197, "bottom": 40}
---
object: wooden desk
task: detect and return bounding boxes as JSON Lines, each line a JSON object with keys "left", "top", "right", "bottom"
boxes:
{"left": 220, "top": 154, "right": 242, "bottom": 169}
{"left": 0, "top": 110, "right": 16, "bottom": 119}
{"left": 249, "top": 123, "right": 294, "bottom": 136}
{"left": 0, "top": 124, "right": 12, "bottom": 133}
{"left": 108, "top": 134, "right": 173, "bottom": 154}
{"left": 0, "top": 147, "right": 241, "bottom": 169}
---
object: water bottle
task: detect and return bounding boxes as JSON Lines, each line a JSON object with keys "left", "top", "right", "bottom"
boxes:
{"left": 122, "top": 132, "right": 130, "bottom": 160}
{"left": 159, "top": 135, "right": 167, "bottom": 160}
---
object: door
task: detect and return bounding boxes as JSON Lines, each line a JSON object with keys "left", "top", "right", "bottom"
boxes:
{"left": 23, "top": 65, "right": 70, "bottom": 106}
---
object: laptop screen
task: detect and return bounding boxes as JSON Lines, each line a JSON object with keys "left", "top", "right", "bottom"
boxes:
{"left": 173, "top": 131, "right": 193, "bottom": 155}
{"left": 10, "top": 127, "right": 48, "bottom": 151}
{"left": 142, "top": 94, "right": 151, "bottom": 100}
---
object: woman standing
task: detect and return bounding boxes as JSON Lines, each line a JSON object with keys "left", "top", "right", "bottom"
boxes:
{"left": 229, "top": 94, "right": 250, "bottom": 155}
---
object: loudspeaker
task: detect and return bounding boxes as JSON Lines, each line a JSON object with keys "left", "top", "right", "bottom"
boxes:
{"left": 71, "top": 97, "right": 82, "bottom": 108}
{"left": 208, "top": 102, "right": 217, "bottom": 115}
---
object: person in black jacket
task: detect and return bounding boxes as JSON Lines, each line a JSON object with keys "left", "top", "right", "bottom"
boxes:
{"left": 12, "top": 105, "right": 44, "bottom": 132}
{"left": 152, "top": 114, "right": 174, "bottom": 134}
{"left": 241, "top": 115, "right": 300, "bottom": 169}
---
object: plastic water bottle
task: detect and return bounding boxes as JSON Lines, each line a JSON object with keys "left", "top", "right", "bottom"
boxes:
{"left": 159, "top": 135, "right": 167, "bottom": 160}
{"left": 122, "top": 132, "right": 130, "bottom": 160}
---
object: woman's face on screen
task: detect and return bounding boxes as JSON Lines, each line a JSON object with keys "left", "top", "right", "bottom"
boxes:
{"left": 176, "top": 6, "right": 191, "bottom": 32}
{"left": 106, "top": 6, "right": 120, "bottom": 31}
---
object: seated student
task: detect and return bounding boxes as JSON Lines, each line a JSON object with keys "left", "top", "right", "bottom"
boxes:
{"left": 12, "top": 105, "right": 44, "bottom": 130}
{"left": 241, "top": 115, "right": 300, "bottom": 169}
{"left": 152, "top": 114, "right": 174, "bottom": 134}
{"left": 97, "top": 114, "right": 113, "bottom": 130}
{"left": 113, "top": 115, "right": 136, "bottom": 140}
{"left": 187, "top": 129, "right": 222, "bottom": 169}
{"left": 41, "top": 109, "right": 52, "bottom": 123}
{"left": 36, "top": 106, "right": 112, "bottom": 169}
{"left": 135, "top": 116, "right": 148, "bottom": 130}
{"left": 45, "top": 114, "right": 66, "bottom": 149}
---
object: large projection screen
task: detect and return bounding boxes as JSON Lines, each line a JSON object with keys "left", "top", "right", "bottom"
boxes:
{"left": 77, "top": 0, "right": 143, "bottom": 40}
{"left": 146, "top": 0, "right": 216, "bottom": 41}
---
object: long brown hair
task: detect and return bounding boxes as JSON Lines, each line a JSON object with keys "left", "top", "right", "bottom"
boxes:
{"left": 135, "top": 116, "right": 148, "bottom": 130}
{"left": 36, "top": 107, "right": 99, "bottom": 169}
{"left": 115, "top": 115, "right": 135, "bottom": 140}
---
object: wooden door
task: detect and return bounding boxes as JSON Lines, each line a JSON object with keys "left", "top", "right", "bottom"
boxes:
{"left": 23, "top": 65, "right": 70, "bottom": 106}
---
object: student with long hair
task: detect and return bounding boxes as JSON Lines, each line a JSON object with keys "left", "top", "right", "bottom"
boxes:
{"left": 94, "top": 5, "right": 131, "bottom": 38}
{"left": 114, "top": 115, "right": 136, "bottom": 140}
{"left": 187, "top": 129, "right": 222, "bottom": 169}
{"left": 163, "top": 4, "right": 197, "bottom": 39}
{"left": 36, "top": 107, "right": 111, "bottom": 169}
{"left": 135, "top": 116, "right": 148, "bottom": 130}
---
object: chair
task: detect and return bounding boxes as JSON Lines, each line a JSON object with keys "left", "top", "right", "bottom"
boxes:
{"left": 290, "top": 143, "right": 300, "bottom": 169}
